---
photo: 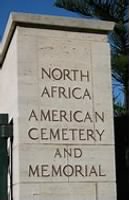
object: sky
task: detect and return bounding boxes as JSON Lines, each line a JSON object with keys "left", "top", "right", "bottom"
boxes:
{"left": 0, "top": 0, "right": 81, "bottom": 40}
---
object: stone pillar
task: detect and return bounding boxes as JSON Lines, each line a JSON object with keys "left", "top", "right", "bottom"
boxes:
{"left": 0, "top": 13, "right": 116, "bottom": 200}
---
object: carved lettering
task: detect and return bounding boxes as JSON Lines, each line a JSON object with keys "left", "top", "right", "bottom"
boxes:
{"left": 41, "top": 67, "right": 90, "bottom": 82}
{"left": 41, "top": 86, "right": 91, "bottom": 100}
{"left": 28, "top": 164, "right": 106, "bottom": 177}
{"left": 28, "top": 109, "right": 104, "bottom": 123}
{"left": 27, "top": 127, "right": 104, "bottom": 142}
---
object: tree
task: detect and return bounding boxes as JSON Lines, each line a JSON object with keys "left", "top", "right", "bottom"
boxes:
{"left": 55, "top": 0, "right": 129, "bottom": 116}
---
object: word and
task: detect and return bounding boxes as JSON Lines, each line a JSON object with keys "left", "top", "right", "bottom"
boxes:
{"left": 54, "top": 148, "right": 82, "bottom": 158}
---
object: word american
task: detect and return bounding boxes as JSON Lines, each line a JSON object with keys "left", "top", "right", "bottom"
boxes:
{"left": 28, "top": 109, "right": 104, "bottom": 123}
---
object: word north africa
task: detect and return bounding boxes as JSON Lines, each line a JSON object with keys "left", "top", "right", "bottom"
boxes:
{"left": 41, "top": 86, "right": 91, "bottom": 100}
{"left": 41, "top": 67, "right": 90, "bottom": 81}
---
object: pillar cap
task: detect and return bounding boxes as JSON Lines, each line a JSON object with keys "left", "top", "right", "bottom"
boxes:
{"left": 0, "top": 12, "right": 115, "bottom": 67}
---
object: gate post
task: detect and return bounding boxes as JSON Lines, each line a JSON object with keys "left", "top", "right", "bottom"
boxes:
{"left": 0, "top": 114, "right": 13, "bottom": 200}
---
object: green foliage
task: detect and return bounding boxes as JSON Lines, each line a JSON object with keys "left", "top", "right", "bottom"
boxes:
{"left": 113, "top": 96, "right": 127, "bottom": 116}
{"left": 110, "top": 21, "right": 129, "bottom": 112}
{"left": 112, "top": 55, "right": 128, "bottom": 84}
{"left": 55, "top": 0, "right": 128, "bottom": 22}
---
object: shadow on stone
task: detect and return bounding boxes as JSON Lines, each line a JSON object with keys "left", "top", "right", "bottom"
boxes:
{"left": 114, "top": 115, "right": 129, "bottom": 200}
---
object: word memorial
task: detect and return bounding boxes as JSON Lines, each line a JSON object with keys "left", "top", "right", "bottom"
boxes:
{"left": 28, "top": 163, "right": 106, "bottom": 178}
